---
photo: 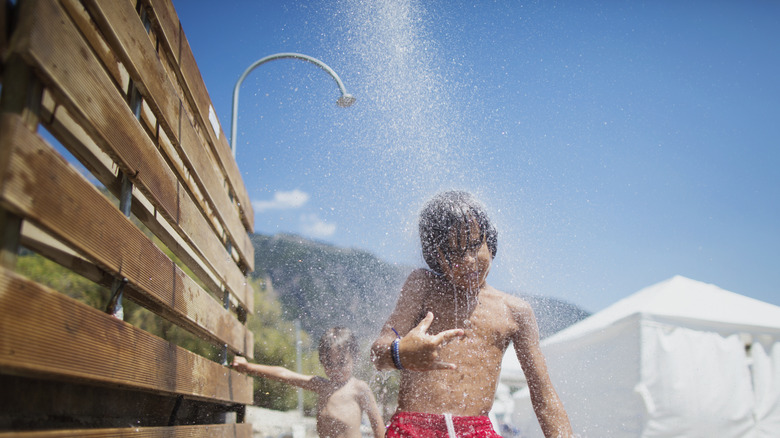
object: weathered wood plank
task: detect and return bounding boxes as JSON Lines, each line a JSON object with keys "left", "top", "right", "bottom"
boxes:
{"left": 83, "top": 0, "right": 181, "bottom": 145}
{"left": 0, "top": 423, "right": 253, "bottom": 437}
{"left": 8, "top": 0, "right": 251, "bottom": 308}
{"left": 78, "top": 0, "right": 255, "bottom": 275}
{"left": 42, "top": 77, "right": 253, "bottom": 315}
{"left": 82, "top": 0, "right": 255, "bottom": 277}
{"left": 59, "top": 0, "right": 130, "bottom": 96}
{"left": 145, "top": 0, "right": 181, "bottom": 65}
{"left": 0, "top": 265, "right": 253, "bottom": 404}
{"left": 0, "top": 372, "right": 246, "bottom": 430}
{"left": 10, "top": 0, "right": 177, "bottom": 236}
{"left": 0, "top": 113, "right": 253, "bottom": 356}
{"left": 19, "top": 219, "right": 255, "bottom": 356}
{"left": 20, "top": 221, "right": 114, "bottom": 288}
{"left": 148, "top": 0, "right": 255, "bottom": 234}
{"left": 41, "top": 87, "right": 223, "bottom": 303}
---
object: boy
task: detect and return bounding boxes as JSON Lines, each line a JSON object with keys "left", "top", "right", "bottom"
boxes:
{"left": 371, "top": 191, "right": 573, "bottom": 438}
{"left": 233, "top": 326, "right": 386, "bottom": 438}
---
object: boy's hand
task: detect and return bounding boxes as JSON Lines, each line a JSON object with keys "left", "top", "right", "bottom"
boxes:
{"left": 231, "top": 355, "right": 249, "bottom": 373}
{"left": 400, "top": 312, "right": 465, "bottom": 371}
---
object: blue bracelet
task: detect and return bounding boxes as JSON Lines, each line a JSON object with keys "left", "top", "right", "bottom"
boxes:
{"left": 391, "top": 338, "right": 404, "bottom": 370}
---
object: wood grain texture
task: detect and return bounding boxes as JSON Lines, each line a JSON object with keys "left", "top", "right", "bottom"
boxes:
{"left": 77, "top": 0, "right": 255, "bottom": 277}
{"left": 0, "top": 423, "right": 252, "bottom": 437}
{"left": 8, "top": 0, "right": 252, "bottom": 308}
{"left": 144, "top": 0, "right": 255, "bottom": 233}
{"left": 0, "top": 265, "right": 253, "bottom": 404}
{"left": 0, "top": 113, "right": 253, "bottom": 356}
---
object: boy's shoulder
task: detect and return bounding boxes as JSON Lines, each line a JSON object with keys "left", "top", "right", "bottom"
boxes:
{"left": 403, "top": 268, "right": 445, "bottom": 294}
{"left": 350, "top": 377, "right": 371, "bottom": 388}
{"left": 408, "top": 267, "right": 441, "bottom": 280}
{"left": 482, "top": 285, "right": 535, "bottom": 315}
{"left": 342, "top": 377, "right": 372, "bottom": 398}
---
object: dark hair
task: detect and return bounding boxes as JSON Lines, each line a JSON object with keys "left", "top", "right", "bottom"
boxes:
{"left": 419, "top": 191, "right": 498, "bottom": 274}
{"left": 318, "top": 327, "right": 359, "bottom": 363}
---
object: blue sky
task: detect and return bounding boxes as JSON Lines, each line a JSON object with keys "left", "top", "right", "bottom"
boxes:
{"left": 173, "top": 1, "right": 779, "bottom": 313}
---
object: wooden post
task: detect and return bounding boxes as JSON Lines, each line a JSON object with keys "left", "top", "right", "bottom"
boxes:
{"left": 0, "top": 55, "right": 43, "bottom": 269}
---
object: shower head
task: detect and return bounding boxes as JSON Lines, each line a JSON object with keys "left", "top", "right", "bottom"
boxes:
{"left": 337, "top": 93, "right": 356, "bottom": 108}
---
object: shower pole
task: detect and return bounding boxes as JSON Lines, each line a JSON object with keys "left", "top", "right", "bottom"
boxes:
{"left": 229, "top": 52, "right": 356, "bottom": 157}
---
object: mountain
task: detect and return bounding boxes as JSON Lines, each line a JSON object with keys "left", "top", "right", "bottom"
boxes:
{"left": 518, "top": 294, "right": 591, "bottom": 339}
{"left": 251, "top": 233, "right": 409, "bottom": 340}
{"left": 250, "top": 233, "right": 589, "bottom": 341}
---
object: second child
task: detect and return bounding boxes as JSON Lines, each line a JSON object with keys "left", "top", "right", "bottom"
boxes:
{"left": 233, "top": 326, "right": 386, "bottom": 438}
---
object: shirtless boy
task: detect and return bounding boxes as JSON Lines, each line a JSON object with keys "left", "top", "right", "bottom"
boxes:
{"left": 371, "top": 191, "right": 573, "bottom": 438}
{"left": 233, "top": 327, "right": 385, "bottom": 438}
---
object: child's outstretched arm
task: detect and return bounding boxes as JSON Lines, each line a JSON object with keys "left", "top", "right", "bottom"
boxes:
{"left": 371, "top": 270, "right": 464, "bottom": 371}
{"left": 231, "top": 356, "right": 320, "bottom": 392}
{"left": 512, "top": 303, "right": 573, "bottom": 437}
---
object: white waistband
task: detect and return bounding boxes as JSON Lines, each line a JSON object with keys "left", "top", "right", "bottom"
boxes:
{"left": 444, "top": 413, "right": 457, "bottom": 438}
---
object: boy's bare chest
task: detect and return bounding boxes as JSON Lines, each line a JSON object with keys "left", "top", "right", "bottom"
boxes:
{"left": 423, "top": 291, "right": 516, "bottom": 348}
{"left": 318, "top": 381, "right": 361, "bottom": 417}
{"left": 321, "top": 380, "right": 358, "bottom": 404}
{"left": 317, "top": 382, "right": 363, "bottom": 438}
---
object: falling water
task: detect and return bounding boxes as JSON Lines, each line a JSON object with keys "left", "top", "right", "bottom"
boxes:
{"left": 318, "top": 0, "right": 486, "bottom": 252}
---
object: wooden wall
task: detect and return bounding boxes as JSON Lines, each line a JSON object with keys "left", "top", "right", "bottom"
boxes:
{"left": 0, "top": 0, "right": 256, "bottom": 435}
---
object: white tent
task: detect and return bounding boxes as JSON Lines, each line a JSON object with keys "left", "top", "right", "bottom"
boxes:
{"left": 504, "top": 276, "right": 780, "bottom": 437}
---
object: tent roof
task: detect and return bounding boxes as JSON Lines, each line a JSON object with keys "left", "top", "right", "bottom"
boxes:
{"left": 545, "top": 275, "right": 780, "bottom": 343}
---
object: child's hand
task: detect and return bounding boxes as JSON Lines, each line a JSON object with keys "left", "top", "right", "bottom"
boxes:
{"left": 231, "top": 355, "right": 249, "bottom": 373}
{"left": 399, "top": 312, "right": 465, "bottom": 371}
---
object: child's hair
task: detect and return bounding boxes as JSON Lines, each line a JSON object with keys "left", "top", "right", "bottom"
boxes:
{"left": 319, "top": 326, "right": 359, "bottom": 363}
{"left": 419, "top": 191, "right": 498, "bottom": 274}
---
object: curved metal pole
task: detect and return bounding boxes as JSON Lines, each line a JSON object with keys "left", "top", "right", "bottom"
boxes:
{"left": 230, "top": 52, "right": 356, "bottom": 157}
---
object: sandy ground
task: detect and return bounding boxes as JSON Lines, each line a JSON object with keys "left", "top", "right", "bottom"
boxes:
{"left": 244, "top": 406, "right": 379, "bottom": 438}
{"left": 245, "top": 406, "right": 318, "bottom": 438}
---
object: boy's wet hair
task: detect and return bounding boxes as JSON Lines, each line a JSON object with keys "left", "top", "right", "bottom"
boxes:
{"left": 319, "top": 326, "right": 359, "bottom": 364}
{"left": 419, "top": 191, "right": 498, "bottom": 274}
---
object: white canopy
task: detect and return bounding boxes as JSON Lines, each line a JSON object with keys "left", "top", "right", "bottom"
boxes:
{"left": 502, "top": 276, "right": 780, "bottom": 437}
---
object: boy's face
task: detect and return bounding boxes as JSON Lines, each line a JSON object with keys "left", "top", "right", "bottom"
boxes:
{"left": 320, "top": 347, "right": 354, "bottom": 384}
{"left": 437, "top": 219, "right": 492, "bottom": 291}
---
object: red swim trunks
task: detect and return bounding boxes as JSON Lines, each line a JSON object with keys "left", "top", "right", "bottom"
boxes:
{"left": 387, "top": 411, "right": 501, "bottom": 438}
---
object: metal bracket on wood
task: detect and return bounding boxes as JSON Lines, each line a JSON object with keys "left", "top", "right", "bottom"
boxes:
{"left": 106, "top": 172, "right": 133, "bottom": 318}
{"left": 106, "top": 277, "right": 128, "bottom": 319}
{"left": 219, "top": 286, "right": 230, "bottom": 366}
{"left": 0, "top": 208, "right": 22, "bottom": 269}
{"left": 128, "top": 81, "right": 143, "bottom": 121}
{"left": 167, "top": 395, "right": 184, "bottom": 426}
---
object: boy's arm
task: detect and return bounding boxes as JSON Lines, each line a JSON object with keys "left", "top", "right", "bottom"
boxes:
{"left": 231, "top": 356, "right": 321, "bottom": 392}
{"left": 357, "top": 380, "right": 386, "bottom": 438}
{"left": 370, "top": 270, "right": 464, "bottom": 371}
{"left": 513, "top": 303, "right": 574, "bottom": 437}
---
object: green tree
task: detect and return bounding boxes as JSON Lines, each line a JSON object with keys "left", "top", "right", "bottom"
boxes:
{"left": 245, "top": 276, "right": 320, "bottom": 413}
{"left": 16, "top": 252, "right": 109, "bottom": 309}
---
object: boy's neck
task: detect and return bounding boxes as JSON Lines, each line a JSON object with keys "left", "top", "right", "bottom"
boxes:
{"left": 440, "top": 275, "right": 487, "bottom": 296}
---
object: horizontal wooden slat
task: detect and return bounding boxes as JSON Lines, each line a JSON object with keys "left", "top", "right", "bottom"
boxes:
{"left": 147, "top": 0, "right": 255, "bottom": 233}
{"left": 40, "top": 89, "right": 228, "bottom": 312}
{"left": 20, "top": 221, "right": 114, "bottom": 287}
{"left": 42, "top": 85, "right": 254, "bottom": 315}
{"left": 83, "top": 0, "right": 254, "bottom": 301}
{"left": 0, "top": 265, "right": 253, "bottom": 404}
{"left": 64, "top": 0, "right": 253, "bottom": 301}
{"left": 0, "top": 113, "right": 253, "bottom": 356}
{"left": 59, "top": 0, "right": 130, "bottom": 96}
{"left": 18, "top": 219, "right": 254, "bottom": 358}
{"left": 0, "top": 423, "right": 253, "bottom": 438}
{"left": 9, "top": 0, "right": 251, "bottom": 308}
{"left": 145, "top": 0, "right": 180, "bottom": 65}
